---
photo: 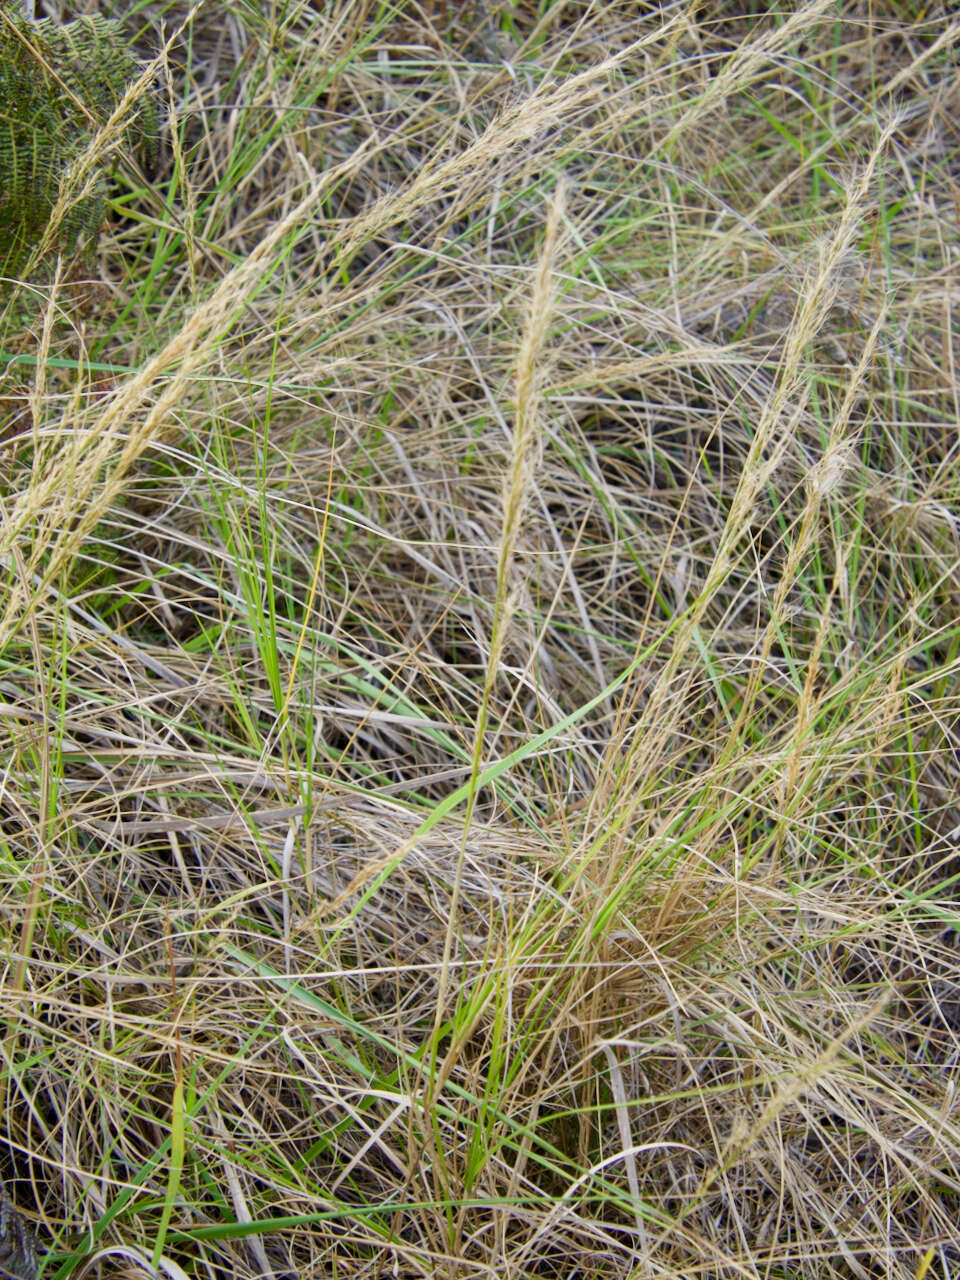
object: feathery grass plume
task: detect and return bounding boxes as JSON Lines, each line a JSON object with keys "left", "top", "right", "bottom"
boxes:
{"left": 0, "top": 1, "right": 156, "bottom": 281}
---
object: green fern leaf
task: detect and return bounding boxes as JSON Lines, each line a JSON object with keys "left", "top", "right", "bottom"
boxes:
{"left": 0, "top": 3, "right": 156, "bottom": 282}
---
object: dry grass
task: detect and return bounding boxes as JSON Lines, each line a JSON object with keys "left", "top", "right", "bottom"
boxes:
{"left": 1, "top": 1, "right": 959, "bottom": 1277}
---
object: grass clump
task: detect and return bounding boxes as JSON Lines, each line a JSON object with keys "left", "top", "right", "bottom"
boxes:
{"left": 0, "top": 2, "right": 958, "bottom": 1278}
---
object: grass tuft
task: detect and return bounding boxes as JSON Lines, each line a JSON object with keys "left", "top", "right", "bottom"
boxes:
{"left": 1, "top": 2, "right": 958, "bottom": 1278}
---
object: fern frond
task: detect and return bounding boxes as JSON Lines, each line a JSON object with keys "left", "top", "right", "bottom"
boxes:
{"left": 0, "top": 3, "right": 156, "bottom": 282}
